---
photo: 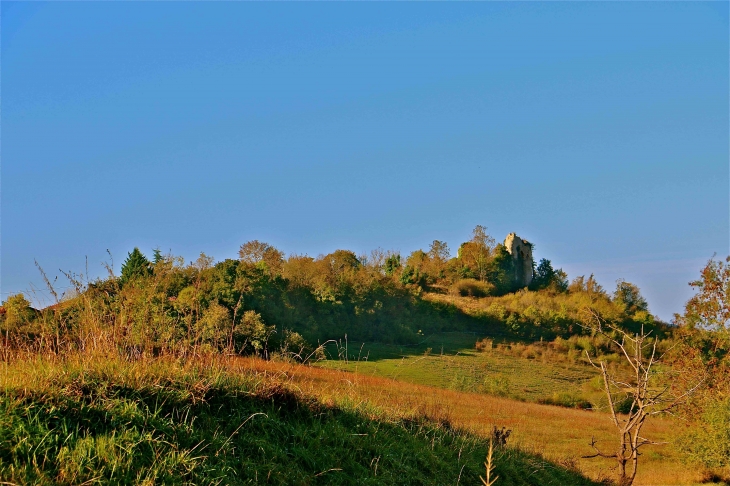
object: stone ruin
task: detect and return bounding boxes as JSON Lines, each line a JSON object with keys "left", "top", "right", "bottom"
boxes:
{"left": 504, "top": 233, "right": 533, "bottom": 288}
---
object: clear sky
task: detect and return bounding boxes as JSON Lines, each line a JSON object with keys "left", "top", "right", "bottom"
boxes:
{"left": 2, "top": 2, "right": 728, "bottom": 321}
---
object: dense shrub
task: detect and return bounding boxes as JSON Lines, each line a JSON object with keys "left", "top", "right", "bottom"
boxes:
{"left": 538, "top": 392, "right": 593, "bottom": 410}
{"left": 676, "top": 397, "right": 730, "bottom": 469}
{"left": 450, "top": 279, "right": 494, "bottom": 298}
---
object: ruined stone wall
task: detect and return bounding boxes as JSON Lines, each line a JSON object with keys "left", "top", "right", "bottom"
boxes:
{"left": 504, "top": 233, "right": 533, "bottom": 288}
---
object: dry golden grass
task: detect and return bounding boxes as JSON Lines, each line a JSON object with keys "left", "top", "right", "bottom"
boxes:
{"left": 230, "top": 357, "right": 702, "bottom": 486}
{"left": 0, "top": 351, "right": 701, "bottom": 485}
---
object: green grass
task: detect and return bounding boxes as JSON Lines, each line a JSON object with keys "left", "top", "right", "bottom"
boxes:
{"left": 0, "top": 356, "right": 600, "bottom": 485}
{"left": 318, "top": 333, "right": 599, "bottom": 405}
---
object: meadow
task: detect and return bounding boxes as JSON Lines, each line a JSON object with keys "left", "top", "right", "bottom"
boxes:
{"left": 316, "top": 332, "right": 705, "bottom": 485}
{"left": 217, "top": 355, "right": 704, "bottom": 485}
{"left": 0, "top": 353, "right": 602, "bottom": 486}
{"left": 317, "top": 333, "right": 599, "bottom": 406}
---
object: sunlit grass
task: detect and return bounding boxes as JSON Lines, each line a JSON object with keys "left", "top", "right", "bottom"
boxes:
{"left": 0, "top": 353, "right": 602, "bottom": 486}
{"left": 318, "top": 336, "right": 598, "bottom": 404}
{"left": 247, "top": 357, "right": 704, "bottom": 485}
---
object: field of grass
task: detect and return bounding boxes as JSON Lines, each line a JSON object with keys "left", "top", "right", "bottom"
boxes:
{"left": 0, "top": 353, "right": 602, "bottom": 486}
{"left": 318, "top": 333, "right": 601, "bottom": 406}
{"left": 312, "top": 332, "right": 712, "bottom": 485}
{"left": 0, "top": 333, "right": 714, "bottom": 485}
{"left": 246, "top": 357, "right": 707, "bottom": 486}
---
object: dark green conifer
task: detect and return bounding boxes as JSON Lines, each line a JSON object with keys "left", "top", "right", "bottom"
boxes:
{"left": 531, "top": 258, "right": 557, "bottom": 290}
{"left": 385, "top": 254, "right": 401, "bottom": 276}
{"left": 120, "top": 248, "right": 152, "bottom": 285}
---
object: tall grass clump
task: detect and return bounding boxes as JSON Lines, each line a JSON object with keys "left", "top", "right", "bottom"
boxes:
{"left": 451, "top": 279, "right": 494, "bottom": 298}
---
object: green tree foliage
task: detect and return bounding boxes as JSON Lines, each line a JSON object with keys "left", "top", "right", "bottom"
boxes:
{"left": 553, "top": 269, "right": 569, "bottom": 292}
{"left": 281, "top": 254, "right": 317, "bottom": 289}
{"left": 613, "top": 280, "right": 648, "bottom": 316}
{"left": 384, "top": 254, "right": 401, "bottom": 276}
{"left": 677, "top": 397, "right": 730, "bottom": 469}
{"left": 398, "top": 242, "right": 455, "bottom": 289}
{"left": 196, "top": 302, "right": 230, "bottom": 349}
{"left": 672, "top": 257, "right": 730, "bottom": 471}
{"left": 402, "top": 250, "right": 429, "bottom": 287}
{"left": 568, "top": 274, "right": 605, "bottom": 297}
{"left": 487, "top": 245, "right": 515, "bottom": 295}
{"left": 1, "top": 294, "right": 34, "bottom": 333}
{"left": 239, "top": 240, "right": 284, "bottom": 278}
{"left": 120, "top": 248, "right": 152, "bottom": 286}
{"left": 235, "top": 310, "right": 275, "bottom": 355}
{"left": 680, "top": 256, "right": 730, "bottom": 332}
{"left": 458, "top": 226, "right": 495, "bottom": 282}
{"left": 3, "top": 228, "right": 666, "bottom": 359}
{"left": 530, "top": 259, "right": 569, "bottom": 292}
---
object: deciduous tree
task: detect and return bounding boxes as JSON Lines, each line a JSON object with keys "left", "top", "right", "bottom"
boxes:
{"left": 239, "top": 240, "right": 284, "bottom": 278}
{"left": 613, "top": 280, "right": 648, "bottom": 316}
{"left": 673, "top": 256, "right": 730, "bottom": 471}
{"left": 458, "top": 226, "right": 496, "bottom": 282}
{"left": 2, "top": 293, "right": 33, "bottom": 331}
{"left": 680, "top": 256, "right": 730, "bottom": 332}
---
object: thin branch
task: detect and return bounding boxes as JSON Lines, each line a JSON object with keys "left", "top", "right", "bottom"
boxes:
{"left": 582, "top": 437, "right": 614, "bottom": 459}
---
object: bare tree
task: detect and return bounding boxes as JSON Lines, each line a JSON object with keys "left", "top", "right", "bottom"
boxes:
{"left": 582, "top": 311, "right": 704, "bottom": 486}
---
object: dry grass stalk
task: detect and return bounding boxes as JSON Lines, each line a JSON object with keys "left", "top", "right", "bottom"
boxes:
{"left": 480, "top": 438, "right": 498, "bottom": 485}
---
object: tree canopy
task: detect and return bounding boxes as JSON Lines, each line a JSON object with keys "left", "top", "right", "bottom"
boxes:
{"left": 679, "top": 256, "right": 730, "bottom": 332}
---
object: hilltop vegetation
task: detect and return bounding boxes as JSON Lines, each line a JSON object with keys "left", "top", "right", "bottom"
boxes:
{"left": 2, "top": 226, "right": 665, "bottom": 356}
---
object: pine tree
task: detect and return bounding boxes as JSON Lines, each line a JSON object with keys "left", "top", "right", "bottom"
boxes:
{"left": 120, "top": 248, "right": 151, "bottom": 285}
{"left": 531, "top": 258, "right": 557, "bottom": 290}
{"left": 384, "top": 254, "right": 401, "bottom": 276}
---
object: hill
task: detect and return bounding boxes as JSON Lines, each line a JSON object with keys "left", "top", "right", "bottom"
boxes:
{"left": 313, "top": 332, "right": 703, "bottom": 485}
{"left": 2, "top": 238, "right": 721, "bottom": 484}
{"left": 0, "top": 354, "right": 601, "bottom": 486}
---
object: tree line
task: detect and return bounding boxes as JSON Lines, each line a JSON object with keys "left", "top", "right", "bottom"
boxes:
{"left": 2, "top": 226, "right": 659, "bottom": 358}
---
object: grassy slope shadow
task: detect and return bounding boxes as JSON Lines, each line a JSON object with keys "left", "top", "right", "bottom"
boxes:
{"left": 0, "top": 371, "right": 601, "bottom": 486}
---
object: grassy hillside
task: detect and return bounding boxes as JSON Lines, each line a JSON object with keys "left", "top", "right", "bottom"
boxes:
{"left": 317, "top": 333, "right": 599, "bottom": 406}
{"left": 242, "top": 357, "right": 705, "bottom": 486}
{"left": 315, "top": 332, "right": 714, "bottom": 485}
{"left": 1, "top": 244, "right": 716, "bottom": 484}
{"left": 0, "top": 354, "right": 601, "bottom": 486}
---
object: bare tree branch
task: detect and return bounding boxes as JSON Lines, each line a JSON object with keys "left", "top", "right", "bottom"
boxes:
{"left": 581, "top": 311, "right": 703, "bottom": 486}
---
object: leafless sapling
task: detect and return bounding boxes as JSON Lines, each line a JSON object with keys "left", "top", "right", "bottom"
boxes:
{"left": 582, "top": 310, "right": 704, "bottom": 486}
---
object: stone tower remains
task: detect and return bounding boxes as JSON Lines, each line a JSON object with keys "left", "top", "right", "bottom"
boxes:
{"left": 504, "top": 233, "right": 533, "bottom": 288}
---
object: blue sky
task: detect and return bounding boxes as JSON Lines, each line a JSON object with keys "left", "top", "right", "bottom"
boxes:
{"left": 2, "top": 2, "right": 728, "bottom": 321}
